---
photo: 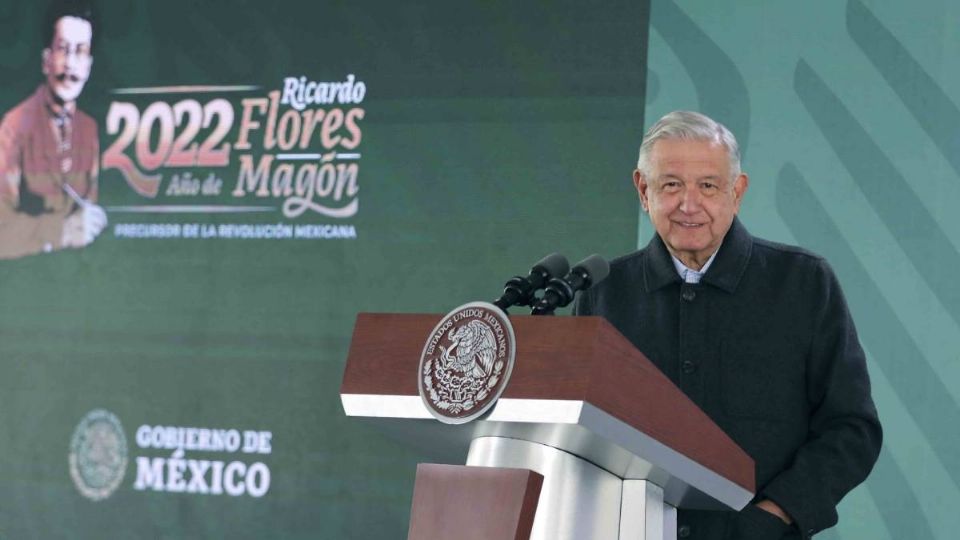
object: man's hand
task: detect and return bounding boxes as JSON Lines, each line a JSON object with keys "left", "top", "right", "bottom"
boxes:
{"left": 61, "top": 203, "right": 107, "bottom": 248}
{"left": 755, "top": 499, "right": 793, "bottom": 525}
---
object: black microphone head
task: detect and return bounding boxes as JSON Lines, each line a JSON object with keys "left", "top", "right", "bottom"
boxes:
{"left": 572, "top": 254, "right": 610, "bottom": 287}
{"left": 531, "top": 253, "right": 570, "bottom": 279}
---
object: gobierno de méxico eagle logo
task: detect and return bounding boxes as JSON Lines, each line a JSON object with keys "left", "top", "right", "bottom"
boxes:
{"left": 69, "top": 408, "right": 129, "bottom": 501}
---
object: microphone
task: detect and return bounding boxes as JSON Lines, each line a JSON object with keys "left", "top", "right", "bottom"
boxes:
{"left": 493, "top": 253, "right": 570, "bottom": 311}
{"left": 531, "top": 254, "right": 610, "bottom": 315}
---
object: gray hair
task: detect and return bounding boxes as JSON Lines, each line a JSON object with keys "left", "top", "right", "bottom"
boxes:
{"left": 636, "top": 111, "right": 741, "bottom": 179}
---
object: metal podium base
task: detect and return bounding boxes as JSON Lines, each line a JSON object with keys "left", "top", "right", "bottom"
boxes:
{"left": 466, "top": 436, "right": 677, "bottom": 540}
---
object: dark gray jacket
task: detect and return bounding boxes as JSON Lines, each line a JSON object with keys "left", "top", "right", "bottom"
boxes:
{"left": 574, "top": 218, "right": 882, "bottom": 540}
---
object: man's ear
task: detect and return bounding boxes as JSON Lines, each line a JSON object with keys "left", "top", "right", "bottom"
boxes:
{"left": 634, "top": 169, "right": 650, "bottom": 212}
{"left": 42, "top": 48, "right": 50, "bottom": 75}
{"left": 733, "top": 172, "right": 749, "bottom": 211}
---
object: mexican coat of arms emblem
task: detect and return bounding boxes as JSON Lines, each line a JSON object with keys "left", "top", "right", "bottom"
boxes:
{"left": 418, "top": 302, "right": 516, "bottom": 424}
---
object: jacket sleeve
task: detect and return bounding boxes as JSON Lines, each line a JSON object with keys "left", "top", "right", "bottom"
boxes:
{"left": 0, "top": 115, "right": 66, "bottom": 259}
{"left": 759, "top": 259, "right": 882, "bottom": 538}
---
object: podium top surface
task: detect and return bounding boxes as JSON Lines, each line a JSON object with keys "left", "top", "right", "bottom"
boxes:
{"left": 341, "top": 312, "right": 755, "bottom": 510}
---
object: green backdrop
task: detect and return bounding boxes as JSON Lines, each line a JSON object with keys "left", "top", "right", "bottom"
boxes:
{"left": 644, "top": 1, "right": 960, "bottom": 539}
{"left": 0, "top": 1, "right": 646, "bottom": 538}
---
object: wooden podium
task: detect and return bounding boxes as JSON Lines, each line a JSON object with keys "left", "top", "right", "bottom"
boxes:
{"left": 341, "top": 313, "right": 755, "bottom": 540}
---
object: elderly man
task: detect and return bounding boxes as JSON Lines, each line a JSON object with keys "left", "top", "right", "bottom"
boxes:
{"left": 0, "top": 1, "right": 106, "bottom": 259}
{"left": 574, "top": 111, "right": 881, "bottom": 539}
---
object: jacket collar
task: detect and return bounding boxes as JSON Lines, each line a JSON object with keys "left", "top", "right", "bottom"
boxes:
{"left": 38, "top": 84, "right": 75, "bottom": 120}
{"left": 643, "top": 217, "right": 753, "bottom": 294}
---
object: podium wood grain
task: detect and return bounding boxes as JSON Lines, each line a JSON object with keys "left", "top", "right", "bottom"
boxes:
{"left": 407, "top": 464, "right": 543, "bottom": 540}
{"left": 342, "top": 313, "right": 753, "bottom": 493}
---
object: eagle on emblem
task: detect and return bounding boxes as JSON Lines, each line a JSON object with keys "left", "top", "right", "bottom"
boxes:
{"left": 440, "top": 320, "right": 497, "bottom": 379}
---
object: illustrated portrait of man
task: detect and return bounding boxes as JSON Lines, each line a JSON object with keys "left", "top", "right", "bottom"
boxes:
{"left": 575, "top": 111, "right": 882, "bottom": 539}
{"left": 0, "top": 0, "right": 106, "bottom": 259}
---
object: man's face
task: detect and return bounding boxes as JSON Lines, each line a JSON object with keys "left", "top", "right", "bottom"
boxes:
{"left": 635, "top": 138, "right": 749, "bottom": 269}
{"left": 42, "top": 16, "right": 93, "bottom": 104}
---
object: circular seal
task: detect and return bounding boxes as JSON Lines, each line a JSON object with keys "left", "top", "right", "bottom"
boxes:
{"left": 69, "top": 409, "right": 129, "bottom": 501}
{"left": 418, "top": 301, "right": 516, "bottom": 424}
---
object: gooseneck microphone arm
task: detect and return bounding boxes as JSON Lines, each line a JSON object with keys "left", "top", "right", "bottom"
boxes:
{"left": 531, "top": 254, "right": 610, "bottom": 315}
{"left": 493, "top": 253, "right": 570, "bottom": 311}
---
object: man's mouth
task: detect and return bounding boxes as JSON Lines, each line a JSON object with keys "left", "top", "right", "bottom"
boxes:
{"left": 676, "top": 221, "right": 705, "bottom": 228}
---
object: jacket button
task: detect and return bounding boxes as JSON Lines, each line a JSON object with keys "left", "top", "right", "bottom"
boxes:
{"left": 682, "top": 360, "right": 696, "bottom": 373}
{"left": 682, "top": 288, "right": 696, "bottom": 301}
{"left": 678, "top": 524, "right": 691, "bottom": 538}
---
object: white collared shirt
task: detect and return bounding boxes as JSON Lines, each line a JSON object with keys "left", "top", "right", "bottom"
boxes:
{"left": 671, "top": 250, "right": 719, "bottom": 284}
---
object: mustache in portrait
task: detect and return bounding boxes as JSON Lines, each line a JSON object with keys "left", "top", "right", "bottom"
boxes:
{"left": 54, "top": 72, "right": 84, "bottom": 83}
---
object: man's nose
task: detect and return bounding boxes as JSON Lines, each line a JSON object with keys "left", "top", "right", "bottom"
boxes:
{"left": 678, "top": 185, "right": 702, "bottom": 213}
